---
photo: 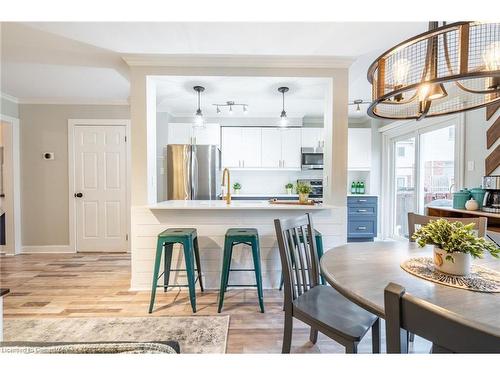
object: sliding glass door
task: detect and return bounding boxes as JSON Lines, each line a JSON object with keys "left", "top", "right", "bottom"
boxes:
{"left": 394, "top": 137, "right": 416, "bottom": 238}
{"left": 387, "top": 118, "right": 460, "bottom": 239}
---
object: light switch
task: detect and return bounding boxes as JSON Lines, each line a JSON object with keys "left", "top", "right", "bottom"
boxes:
{"left": 467, "top": 161, "right": 475, "bottom": 171}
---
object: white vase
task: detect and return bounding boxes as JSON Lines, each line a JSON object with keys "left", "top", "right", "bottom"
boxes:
{"left": 433, "top": 247, "right": 471, "bottom": 276}
{"left": 286, "top": 188, "right": 293, "bottom": 195}
{"left": 233, "top": 189, "right": 240, "bottom": 195}
{"left": 465, "top": 198, "right": 479, "bottom": 211}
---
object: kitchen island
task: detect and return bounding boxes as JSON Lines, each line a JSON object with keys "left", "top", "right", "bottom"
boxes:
{"left": 131, "top": 200, "right": 345, "bottom": 290}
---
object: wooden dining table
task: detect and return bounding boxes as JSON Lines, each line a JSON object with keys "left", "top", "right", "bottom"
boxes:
{"left": 320, "top": 241, "right": 500, "bottom": 331}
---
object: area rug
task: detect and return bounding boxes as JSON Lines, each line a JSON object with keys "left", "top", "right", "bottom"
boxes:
{"left": 3, "top": 316, "right": 230, "bottom": 353}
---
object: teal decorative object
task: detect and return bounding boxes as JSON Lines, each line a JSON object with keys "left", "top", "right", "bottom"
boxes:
{"left": 470, "top": 187, "right": 486, "bottom": 209}
{"left": 452, "top": 188, "right": 471, "bottom": 209}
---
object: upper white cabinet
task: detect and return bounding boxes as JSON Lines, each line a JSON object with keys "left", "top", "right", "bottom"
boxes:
{"left": 261, "top": 128, "right": 282, "bottom": 168}
{"left": 233, "top": 127, "right": 301, "bottom": 170}
{"left": 222, "top": 127, "right": 262, "bottom": 168}
{"left": 280, "top": 128, "right": 301, "bottom": 169}
{"left": 167, "top": 123, "right": 220, "bottom": 147}
{"left": 348, "top": 128, "right": 372, "bottom": 170}
{"left": 167, "top": 123, "right": 193, "bottom": 144}
{"left": 301, "top": 128, "right": 324, "bottom": 149}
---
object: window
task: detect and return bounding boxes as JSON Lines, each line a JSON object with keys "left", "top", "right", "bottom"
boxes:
{"left": 397, "top": 146, "right": 405, "bottom": 157}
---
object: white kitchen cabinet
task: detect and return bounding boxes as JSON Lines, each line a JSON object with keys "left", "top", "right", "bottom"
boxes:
{"left": 281, "top": 128, "right": 301, "bottom": 169}
{"left": 167, "top": 123, "right": 192, "bottom": 144}
{"left": 193, "top": 124, "right": 220, "bottom": 147}
{"left": 261, "top": 128, "right": 282, "bottom": 168}
{"left": 301, "top": 128, "right": 324, "bottom": 149}
{"left": 241, "top": 128, "right": 262, "bottom": 168}
{"left": 348, "top": 128, "right": 372, "bottom": 170}
{"left": 167, "top": 123, "right": 220, "bottom": 146}
{"left": 222, "top": 127, "right": 242, "bottom": 168}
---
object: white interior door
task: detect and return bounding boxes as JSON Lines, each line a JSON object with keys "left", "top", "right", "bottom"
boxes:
{"left": 74, "top": 125, "right": 127, "bottom": 252}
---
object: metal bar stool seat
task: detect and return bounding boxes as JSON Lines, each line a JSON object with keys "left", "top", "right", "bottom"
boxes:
{"left": 148, "top": 228, "right": 204, "bottom": 314}
{"left": 218, "top": 228, "right": 265, "bottom": 313}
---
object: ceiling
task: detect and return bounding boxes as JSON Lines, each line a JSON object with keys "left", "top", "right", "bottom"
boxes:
{"left": 0, "top": 22, "right": 428, "bottom": 117}
{"left": 154, "top": 76, "right": 328, "bottom": 118}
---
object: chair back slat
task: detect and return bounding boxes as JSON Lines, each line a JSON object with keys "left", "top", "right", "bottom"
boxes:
{"left": 408, "top": 212, "right": 487, "bottom": 240}
{"left": 274, "top": 214, "right": 321, "bottom": 308}
{"left": 384, "top": 282, "right": 500, "bottom": 353}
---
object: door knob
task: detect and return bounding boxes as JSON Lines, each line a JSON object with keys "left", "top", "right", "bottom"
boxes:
{"left": 74, "top": 192, "right": 83, "bottom": 198}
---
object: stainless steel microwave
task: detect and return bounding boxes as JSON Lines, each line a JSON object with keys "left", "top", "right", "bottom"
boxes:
{"left": 301, "top": 147, "right": 323, "bottom": 170}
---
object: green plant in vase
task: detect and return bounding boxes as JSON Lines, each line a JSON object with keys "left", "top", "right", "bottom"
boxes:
{"left": 285, "top": 183, "right": 294, "bottom": 195}
{"left": 296, "top": 183, "right": 312, "bottom": 204}
{"left": 233, "top": 182, "right": 241, "bottom": 195}
{"left": 412, "top": 219, "right": 499, "bottom": 275}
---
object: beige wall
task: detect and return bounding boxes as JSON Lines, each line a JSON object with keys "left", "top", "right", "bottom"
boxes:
{"left": 19, "top": 104, "right": 130, "bottom": 246}
{"left": 464, "top": 107, "right": 500, "bottom": 187}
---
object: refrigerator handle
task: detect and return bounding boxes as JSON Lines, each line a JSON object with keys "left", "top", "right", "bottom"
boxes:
{"left": 183, "top": 147, "right": 190, "bottom": 200}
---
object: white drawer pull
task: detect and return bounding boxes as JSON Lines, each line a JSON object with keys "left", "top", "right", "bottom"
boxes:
{"left": 357, "top": 226, "right": 367, "bottom": 230}
{"left": 357, "top": 209, "right": 368, "bottom": 212}
{"left": 358, "top": 199, "right": 367, "bottom": 202}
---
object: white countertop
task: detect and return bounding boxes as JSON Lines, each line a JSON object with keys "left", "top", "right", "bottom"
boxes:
{"left": 149, "top": 200, "right": 333, "bottom": 210}
{"left": 231, "top": 193, "right": 299, "bottom": 197}
{"left": 347, "top": 194, "right": 378, "bottom": 197}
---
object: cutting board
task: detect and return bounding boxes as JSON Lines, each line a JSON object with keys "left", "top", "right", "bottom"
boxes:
{"left": 268, "top": 199, "right": 316, "bottom": 206}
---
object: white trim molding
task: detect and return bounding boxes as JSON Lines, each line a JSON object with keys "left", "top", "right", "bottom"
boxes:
{"left": 0, "top": 92, "right": 19, "bottom": 104}
{"left": 122, "top": 54, "right": 354, "bottom": 69}
{"left": 67, "top": 119, "right": 132, "bottom": 253}
{"left": 18, "top": 98, "right": 130, "bottom": 106}
{"left": 0, "top": 114, "right": 21, "bottom": 255}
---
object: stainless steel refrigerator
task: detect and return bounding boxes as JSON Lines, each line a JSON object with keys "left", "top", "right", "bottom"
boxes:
{"left": 164, "top": 144, "right": 221, "bottom": 200}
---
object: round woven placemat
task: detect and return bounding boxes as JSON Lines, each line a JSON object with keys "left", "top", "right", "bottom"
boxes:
{"left": 401, "top": 257, "right": 500, "bottom": 293}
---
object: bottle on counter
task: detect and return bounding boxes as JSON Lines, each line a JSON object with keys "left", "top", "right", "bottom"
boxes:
{"left": 351, "top": 181, "right": 357, "bottom": 194}
{"left": 355, "top": 181, "right": 361, "bottom": 194}
{"left": 359, "top": 181, "right": 365, "bottom": 194}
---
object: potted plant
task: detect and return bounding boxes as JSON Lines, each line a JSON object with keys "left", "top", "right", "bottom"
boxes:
{"left": 412, "top": 219, "right": 499, "bottom": 276}
{"left": 296, "top": 183, "right": 312, "bottom": 204}
{"left": 233, "top": 182, "right": 241, "bottom": 195}
{"left": 285, "top": 183, "right": 294, "bottom": 195}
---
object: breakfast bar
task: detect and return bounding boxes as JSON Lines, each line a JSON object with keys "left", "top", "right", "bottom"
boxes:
{"left": 130, "top": 200, "right": 345, "bottom": 290}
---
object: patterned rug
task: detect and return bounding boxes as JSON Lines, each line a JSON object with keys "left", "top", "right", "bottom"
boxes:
{"left": 3, "top": 316, "right": 230, "bottom": 353}
{"left": 401, "top": 257, "right": 500, "bottom": 293}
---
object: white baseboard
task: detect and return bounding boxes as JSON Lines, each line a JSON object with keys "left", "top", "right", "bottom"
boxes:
{"left": 21, "top": 245, "right": 75, "bottom": 254}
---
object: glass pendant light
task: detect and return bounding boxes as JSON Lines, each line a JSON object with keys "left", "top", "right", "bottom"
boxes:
{"left": 193, "top": 86, "right": 205, "bottom": 126}
{"left": 278, "top": 86, "right": 289, "bottom": 126}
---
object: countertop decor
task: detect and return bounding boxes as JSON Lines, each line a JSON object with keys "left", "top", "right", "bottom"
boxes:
{"left": 401, "top": 257, "right": 500, "bottom": 293}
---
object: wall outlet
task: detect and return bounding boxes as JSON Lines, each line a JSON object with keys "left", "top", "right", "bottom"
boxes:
{"left": 467, "top": 161, "right": 475, "bottom": 171}
{"left": 43, "top": 152, "right": 55, "bottom": 160}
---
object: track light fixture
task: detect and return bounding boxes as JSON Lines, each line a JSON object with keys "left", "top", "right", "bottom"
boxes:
{"left": 349, "top": 99, "right": 370, "bottom": 114}
{"left": 212, "top": 101, "right": 249, "bottom": 115}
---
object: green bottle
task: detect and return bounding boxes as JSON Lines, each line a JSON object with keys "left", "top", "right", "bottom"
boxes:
{"left": 359, "top": 181, "right": 365, "bottom": 194}
{"left": 356, "top": 181, "right": 361, "bottom": 194}
{"left": 351, "top": 181, "right": 357, "bottom": 194}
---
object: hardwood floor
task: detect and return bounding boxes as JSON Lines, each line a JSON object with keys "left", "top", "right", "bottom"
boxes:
{"left": 0, "top": 253, "right": 430, "bottom": 353}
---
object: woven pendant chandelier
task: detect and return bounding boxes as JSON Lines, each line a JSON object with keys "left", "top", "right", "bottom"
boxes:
{"left": 367, "top": 22, "right": 500, "bottom": 120}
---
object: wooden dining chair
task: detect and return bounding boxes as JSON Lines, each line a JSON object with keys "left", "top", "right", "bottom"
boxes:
{"left": 384, "top": 282, "right": 500, "bottom": 353}
{"left": 274, "top": 213, "right": 380, "bottom": 354}
{"left": 408, "top": 212, "right": 487, "bottom": 239}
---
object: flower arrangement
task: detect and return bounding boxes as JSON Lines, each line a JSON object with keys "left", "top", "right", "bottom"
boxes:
{"left": 412, "top": 219, "right": 499, "bottom": 261}
{"left": 233, "top": 182, "right": 241, "bottom": 194}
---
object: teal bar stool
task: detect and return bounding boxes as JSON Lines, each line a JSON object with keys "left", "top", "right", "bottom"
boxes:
{"left": 148, "top": 228, "right": 204, "bottom": 314}
{"left": 218, "top": 228, "right": 265, "bottom": 313}
{"left": 278, "top": 229, "right": 325, "bottom": 290}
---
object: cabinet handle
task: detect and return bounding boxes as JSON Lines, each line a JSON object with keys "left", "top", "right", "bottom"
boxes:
{"left": 242, "top": 160, "right": 245, "bottom": 168}
{"left": 357, "top": 226, "right": 367, "bottom": 230}
{"left": 282, "top": 160, "right": 285, "bottom": 168}
{"left": 357, "top": 209, "right": 368, "bottom": 212}
{"left": 358, "top": 199, "right": 367, "bottom": 202}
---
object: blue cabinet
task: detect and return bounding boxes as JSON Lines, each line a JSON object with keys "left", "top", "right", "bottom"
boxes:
{"left": 347, "top": 196, "right": 378, "bottom": 242}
